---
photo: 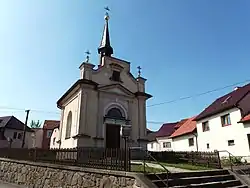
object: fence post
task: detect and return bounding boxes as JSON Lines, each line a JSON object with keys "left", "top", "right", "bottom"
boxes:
{"left": 229, "top": 153, "right": 233, "bottom": 171}
{"left": 216, "top": 151, "right": 221, "bottom": 169}
{"left": 34, "top": 148, "right": 37, "bottom": 162}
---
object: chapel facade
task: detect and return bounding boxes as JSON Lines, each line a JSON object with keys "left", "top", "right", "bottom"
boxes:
{"left": 56, "top": 12, "right": 152, "bottom": 149}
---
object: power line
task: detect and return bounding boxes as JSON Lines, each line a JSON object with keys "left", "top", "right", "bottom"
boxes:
{"left": 147, "top": 79, "right": 250, "bottom": 108}
{"left": 0, "top": 106, "right": 60, "bottom": 115}
{"left": 0, "top": 79, "right": 249, "bottom": 124}
{"left": 0, "top": 107, "right": 164, "bottom": 124}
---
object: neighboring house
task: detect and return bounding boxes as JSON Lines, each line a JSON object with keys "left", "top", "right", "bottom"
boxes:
{"left": 56, "top": 13, "right": 151, "bottom": 149}
{"left": 195, "top": 84, "right": 250, "bottom": 157}
{"left": 147, "top": 123, "right": 178, "bottom": 151}
{"left": 0, "top": 116, "right": 33, "bottom": 148}
{"left": 50, "top": 127, "right": 60, "bottom": 149}
{"left": 147, "top": 130, "right": 159, "bottom": 151}
{"left": 171, "top": 117, "right": 198, "bottom": 152}
{"left": 42, "top": 120, "right": 60, "bottom": 149}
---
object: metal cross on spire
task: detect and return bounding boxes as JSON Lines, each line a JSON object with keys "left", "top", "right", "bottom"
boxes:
{"left": 85, "top": 50, "right": 91, "bottom": 62}
{"left": 104, "top": 6, "right": 110, "bottom": 20}
{"left": 137, "top": 66, "right": 142, "bottom": 77}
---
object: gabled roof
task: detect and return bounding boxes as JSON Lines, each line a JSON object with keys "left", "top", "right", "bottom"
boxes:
{"left": 174, "top": 119, "right": 188, "bottom": 129}
{"left": 239, "top": 114, "right": 250, "bottom": 123}
{"left": 195, "top": 83, "right": 250, "bottom": 121}
{"left": 171, "top": 117, "right": 197, "bottom": 138}
{"left": 0, "top": 116, "right": 33, "bottom": 132}
{"left": 43, "top": 120, "right": 60, "bottom": 130}
{"left": 156, "top": 122, "right": 179, "bottom": 138}
{"left": 57, "top": 79, "right": 98, "bottom": 108}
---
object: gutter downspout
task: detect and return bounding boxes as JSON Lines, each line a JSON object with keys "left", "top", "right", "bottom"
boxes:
{"left": 192, "top": 132, "right": 198, "bottom": 152}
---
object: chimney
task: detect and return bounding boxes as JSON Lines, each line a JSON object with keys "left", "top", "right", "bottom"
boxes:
{"left": 234, "top": 87, "right": 241, "bottom": 91}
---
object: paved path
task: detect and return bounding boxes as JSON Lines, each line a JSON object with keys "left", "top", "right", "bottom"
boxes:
{"left": 145, "top": 162, "right": 192, "bottom": 173}
{"left": 0, "top": 182, "right": 25, "bottom": 188}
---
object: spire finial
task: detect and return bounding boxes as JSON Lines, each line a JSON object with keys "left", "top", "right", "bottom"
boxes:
{"left": 98, "top": 6, "right": 113, "bottom": 57}
{"left": 137, "top": 66, "right": 142, "bottom": 77}
{"left": 85, "top": 50, "right": 91, "bottom": 62}
{"left": 104, "top": 6, "right": 110, "bottom": 21}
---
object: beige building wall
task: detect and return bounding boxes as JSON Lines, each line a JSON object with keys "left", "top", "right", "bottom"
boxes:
{"left": 58, "top": 54, "right": 150, "bottom": 149}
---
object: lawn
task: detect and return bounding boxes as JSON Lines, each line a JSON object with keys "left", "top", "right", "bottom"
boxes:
{"left": 131, "top": 164, "right": 165, "bottom": 173}
{"left": 153, "top": 162, "right": 214, "bottom": 171}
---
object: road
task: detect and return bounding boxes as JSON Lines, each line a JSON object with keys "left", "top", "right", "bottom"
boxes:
{"left": 0, "top": 182, "right": 25, "bottom": 188}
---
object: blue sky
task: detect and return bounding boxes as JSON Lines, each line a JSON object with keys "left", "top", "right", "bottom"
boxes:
{"left": 0, "top": 0, "right": 250, "bottom": 130}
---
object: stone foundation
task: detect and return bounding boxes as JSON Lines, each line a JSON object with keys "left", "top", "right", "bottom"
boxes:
{"left": 0, "top": 158, "right": 151, "bottom": 188}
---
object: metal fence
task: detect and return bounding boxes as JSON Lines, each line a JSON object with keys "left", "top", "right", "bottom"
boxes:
{"left": 0, "top": 147, "right": 131, "bottom": 171}
{"left": 149, "top": 151, "right": 221, "bottom": 169}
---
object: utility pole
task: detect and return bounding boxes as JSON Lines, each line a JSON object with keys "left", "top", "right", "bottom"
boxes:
{"left": 22, "top": 109, "right": 30, "bottom": 148}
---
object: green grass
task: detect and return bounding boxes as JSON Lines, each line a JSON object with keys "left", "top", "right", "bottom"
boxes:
{"left": 157, "top": 162, "right": 214, "bottom": 171}
{"left": 131, "top": 164, "right": 165, "bottom": 173}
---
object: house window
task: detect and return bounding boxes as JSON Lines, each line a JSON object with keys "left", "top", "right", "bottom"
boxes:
{"left": 17, "top": 133, "right": 22, "bottom": 140}
{"left": 111, "top": 70, "right": 121, "bottom": 82}
{"left": 47, "top": 130, "right": 52, "bottom": 138}
{"left": 207, "top": 143, "right": 210, "bottom": 149}
{"left": 202, "top": 121, "right": 210, "bottom": 132}
{"left": 53, "top": 137, "right": 56, "bottom": 145}
{"left": 221, "top": 114, "right": 231, "bottom": 127}
{"left": 151, "top": 143, "right": 154, "bottom": 149}
{"left": 228, "top": 140, "right": 235, "bottom": 146}
{"left": 13, "top": 132, "right": 17, "bottom": 139}
{"left": 188, "top": 138, "right": 194, "bottom": 146}
{"left": 65, "top": 111, "right": 72, "bottom": 139}
{"left": 163, "top": 142, "right": 171, "bottom": 148}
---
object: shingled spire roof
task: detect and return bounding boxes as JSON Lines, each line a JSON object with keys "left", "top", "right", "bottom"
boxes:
{"left": 98, "top": 12, "right": 113, "bottom": 57}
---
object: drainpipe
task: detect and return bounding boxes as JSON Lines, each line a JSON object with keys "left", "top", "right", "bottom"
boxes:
{"left": 192, "top": 132, "right": 198, "bottom": 152}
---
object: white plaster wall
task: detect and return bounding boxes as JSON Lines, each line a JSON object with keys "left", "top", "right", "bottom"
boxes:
{"left": 156, "top": 137, "right": 173, "bottom": 151}
{"left": 50, "top": 128, "right": 60, "bottom": 149}
{"left": 172, "top": 134, "right": 198, "bottom": 152}
{"left": 147, "top": 141, "right": 160, "bottom": 151}
{"left": 60, "top": 92, "right": 81, "bottom": 148}
{"left": 4, "top": 128, "right": 32, "bottom": 148}
{"left": 197, "top": 108, "right": 250, "bottom": 157}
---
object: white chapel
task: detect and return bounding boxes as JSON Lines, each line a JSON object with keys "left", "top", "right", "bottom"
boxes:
{"left": 54, "top": 11, "right": 152, "bottom": 149}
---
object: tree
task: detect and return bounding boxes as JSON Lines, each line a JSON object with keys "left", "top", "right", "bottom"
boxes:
{"left": 30, "top": 120, "right": 42, "bottom": 128}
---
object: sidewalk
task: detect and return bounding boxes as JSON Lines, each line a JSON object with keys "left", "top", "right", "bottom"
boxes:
{"left": 145, "top": 162, "right": 192, "bottom": 173}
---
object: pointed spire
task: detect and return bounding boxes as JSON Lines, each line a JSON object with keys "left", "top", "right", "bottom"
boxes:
{"left": 98, "top": 7, "right": 113, "bottom": 57}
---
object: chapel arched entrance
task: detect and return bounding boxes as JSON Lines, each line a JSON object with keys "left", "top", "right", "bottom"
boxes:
{"left": 104, "top": 107, "right": 125, "bottom": 149}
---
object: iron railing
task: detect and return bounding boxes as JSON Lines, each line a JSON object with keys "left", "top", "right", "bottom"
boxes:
{"left": 143, "top": 150, "right": 170, "bottom": 188}
{"left": 218, "top": 150, "right": 249, "bottom": 177}
{"left": 0, "top": 147, "right": 131, "bottom": 171}
{"left": 149, "top": 150, "right": 222, "bottom": 169}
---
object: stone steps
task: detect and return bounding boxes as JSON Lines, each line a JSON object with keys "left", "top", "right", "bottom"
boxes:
{"left": 146, "top": 170, "right": 249, "bottom": 188}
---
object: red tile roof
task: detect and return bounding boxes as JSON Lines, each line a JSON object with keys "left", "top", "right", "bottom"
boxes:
{"left": 43, "top": 120, "right": 60, "bottom": 130}
{"left": 170, "top": 116, "right": 197, "bottom": 138}
{"left": 156, "top": 122, "right": 179, "bottom": 137}
{"left": 239, "top": 114, "right": 250, "bottom": 123}
{"left": 174, "top": 119, "right": 188, "bottom": 129}
{"left": 195, "top": 83, "right": 250, "bottom": 121}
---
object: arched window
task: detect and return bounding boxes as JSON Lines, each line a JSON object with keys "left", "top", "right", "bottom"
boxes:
{"left": 107, "top": 108, "right": 123, "bottom": 119}
{"left": 65, "top": 111, "right": 72, "bottom": 139}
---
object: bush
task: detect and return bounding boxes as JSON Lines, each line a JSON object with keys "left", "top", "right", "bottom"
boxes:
{"left": 221, "top": 156, "right": 243, "bottom": 166}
